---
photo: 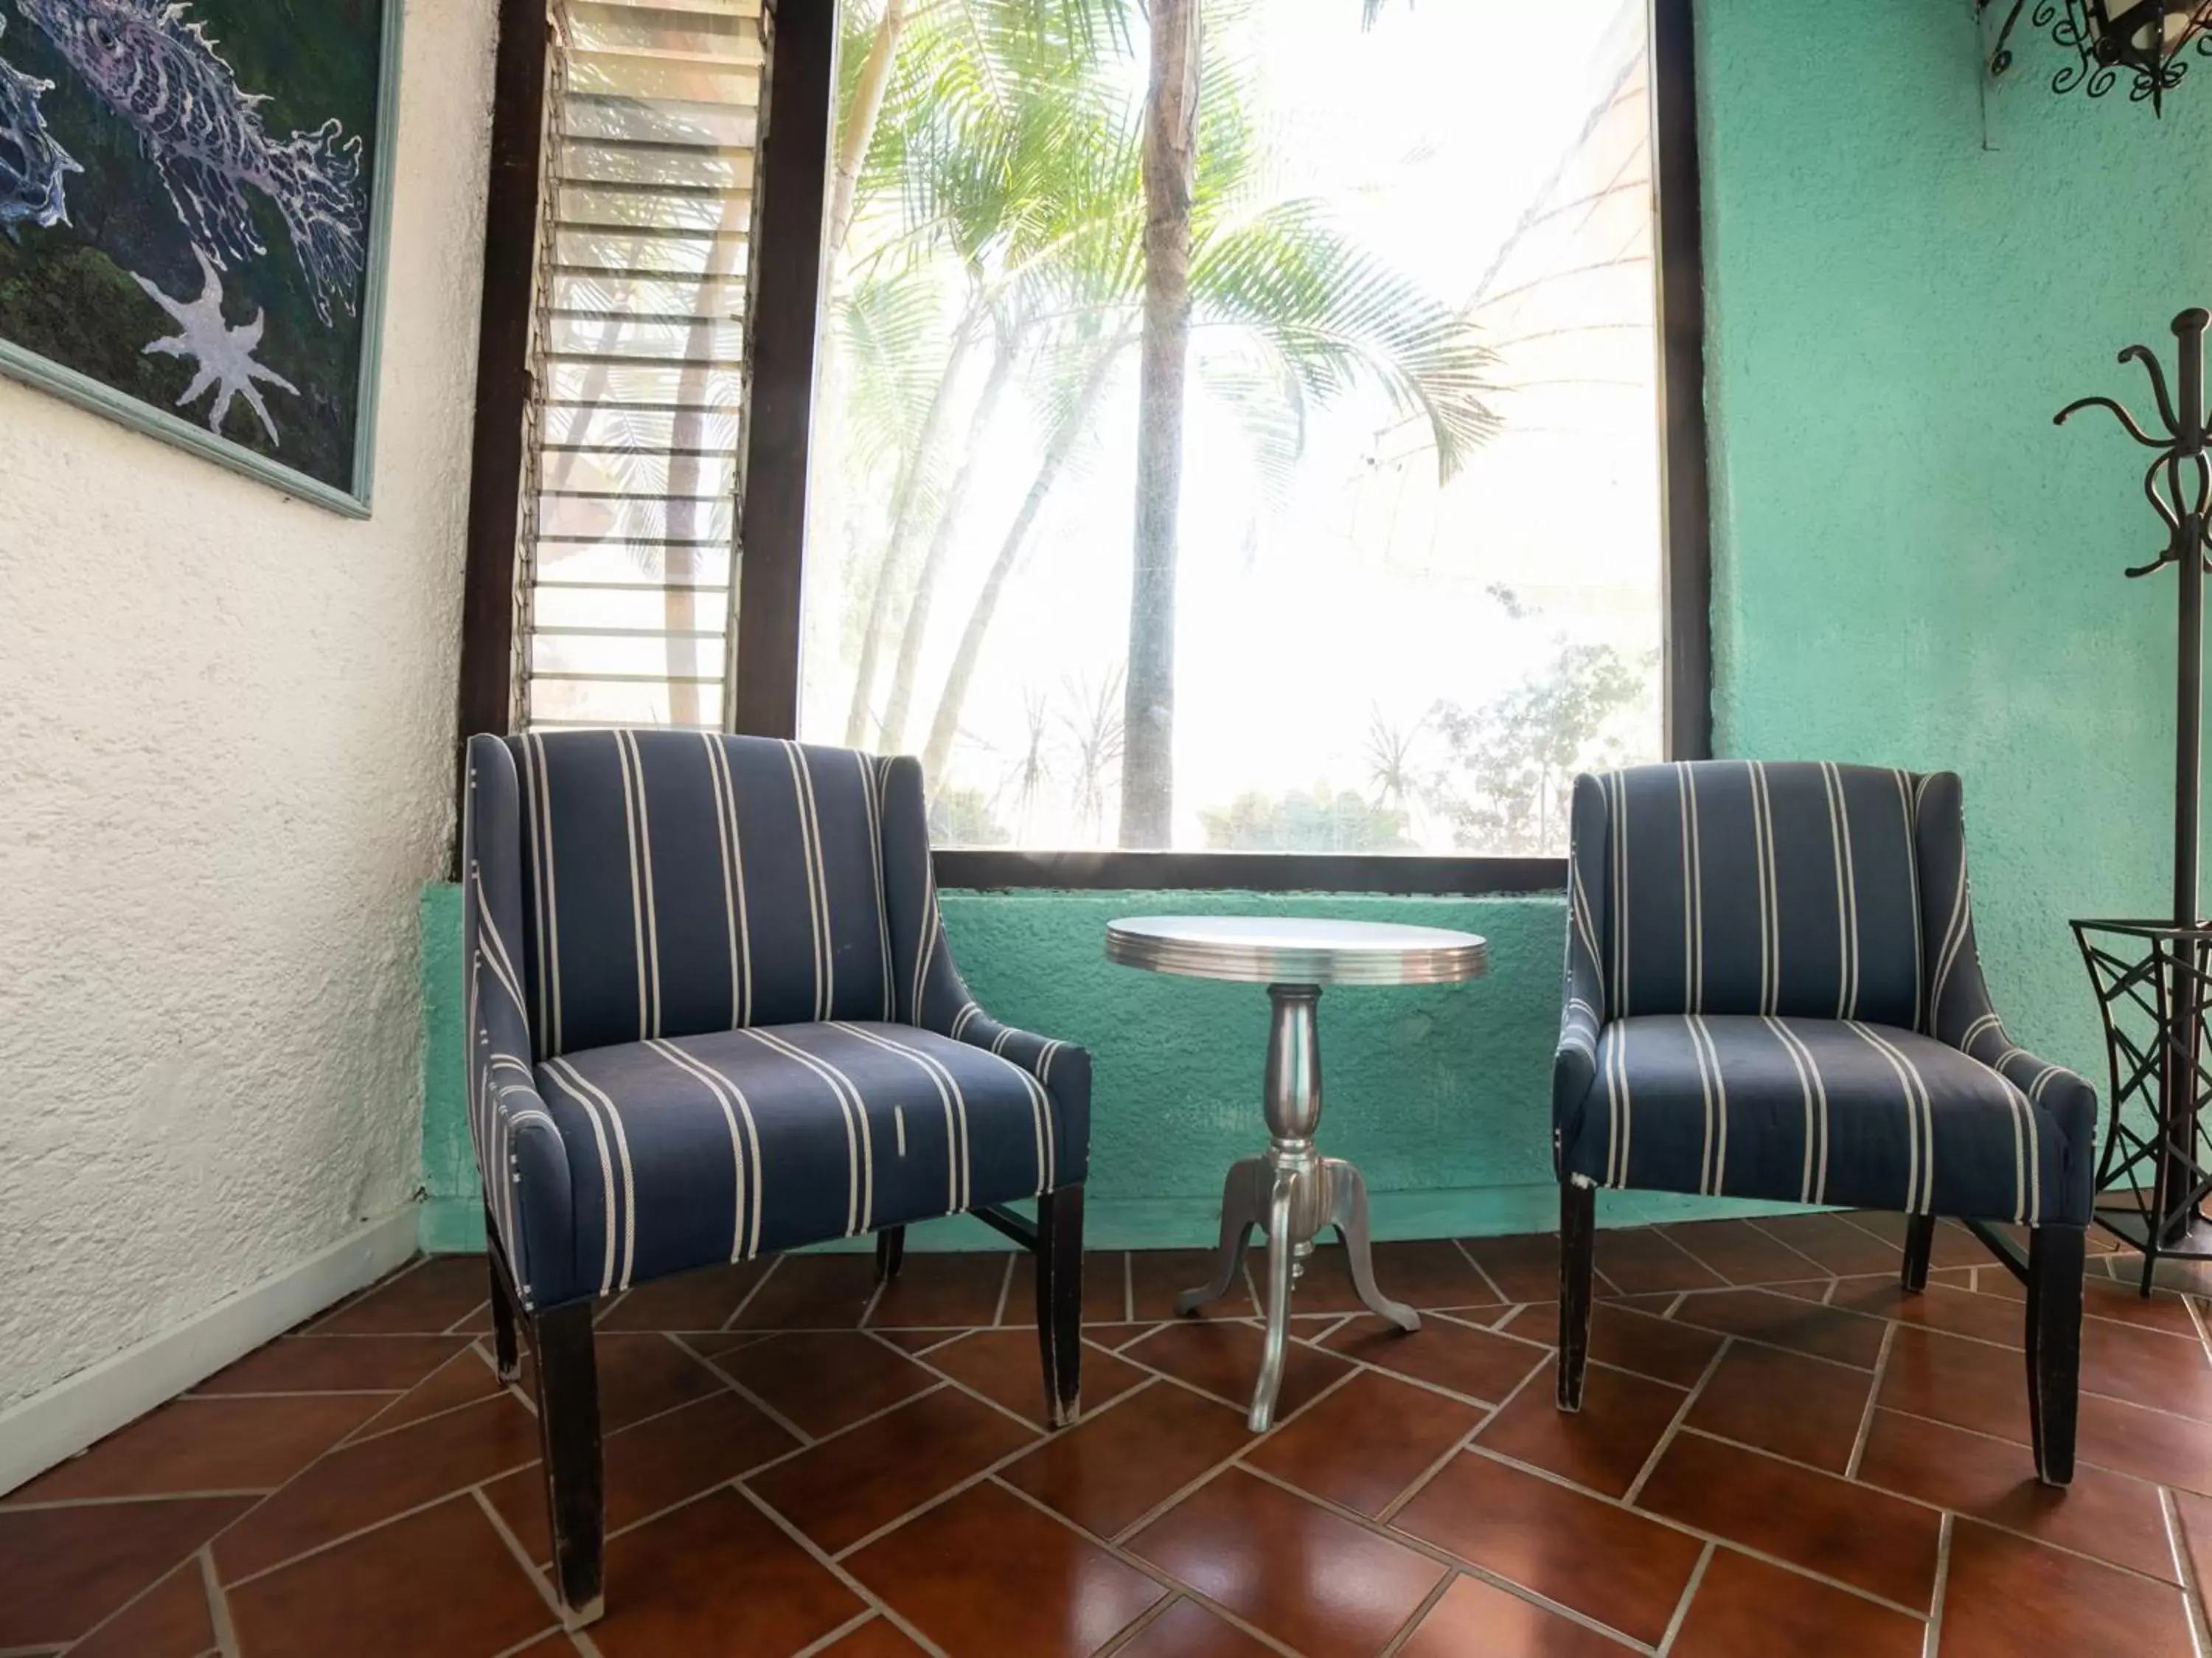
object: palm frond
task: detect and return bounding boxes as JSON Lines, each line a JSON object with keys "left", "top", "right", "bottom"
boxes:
{"left": 1189, "top": 198, "right": 1505, "bottom": 480}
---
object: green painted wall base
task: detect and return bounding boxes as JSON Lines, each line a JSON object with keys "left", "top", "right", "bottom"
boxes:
{"left": 417, "top": 880, "right": 1882, "bottom": 1258}
{"left": 417, "top": 1184, "right": 1817, "bottom": 1256}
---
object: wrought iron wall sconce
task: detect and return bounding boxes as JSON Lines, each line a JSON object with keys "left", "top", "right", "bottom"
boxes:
{"left": 1982, "top": 0, "right": 2212, "bottom": 113}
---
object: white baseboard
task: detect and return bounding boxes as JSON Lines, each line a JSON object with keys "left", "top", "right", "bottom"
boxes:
{"left": 0, "top": 1206, "right": 420, "bottom": 1496}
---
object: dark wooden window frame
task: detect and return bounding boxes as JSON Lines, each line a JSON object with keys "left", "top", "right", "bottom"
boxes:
{"left": 456, "top": 0, "right": 1710, "bottom": 897}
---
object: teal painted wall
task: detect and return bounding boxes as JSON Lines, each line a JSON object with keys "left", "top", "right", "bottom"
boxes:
{"left": 420, "top": 0, "right": 2204, "bottom": 1248}
{"left": 421, "top": 884, "right": 1792, "bottom": 1250}
{"left": 1700, "top": 0, "right": 2212, "bottom": 1100}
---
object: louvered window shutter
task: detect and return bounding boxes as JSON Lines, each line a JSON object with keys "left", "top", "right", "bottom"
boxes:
{"left": 515, "top": 0, "right": 764, "bottom": 732}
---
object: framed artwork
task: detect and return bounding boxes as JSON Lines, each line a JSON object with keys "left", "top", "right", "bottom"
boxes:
{"left": 0, "top": 0, "right": 402, "bottom": 516}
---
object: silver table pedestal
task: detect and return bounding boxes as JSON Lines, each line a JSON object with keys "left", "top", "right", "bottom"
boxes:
{"left": 1105, "top": 917, "right": 1489, "bottom": 1431}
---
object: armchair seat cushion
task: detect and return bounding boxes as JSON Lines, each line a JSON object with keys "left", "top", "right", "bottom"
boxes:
{"left": 533, "top": 1021, "right": 1087, "bottom": 1304}
{"left": 1560, "top": 1015, "right": 2093, "bottom": 1226}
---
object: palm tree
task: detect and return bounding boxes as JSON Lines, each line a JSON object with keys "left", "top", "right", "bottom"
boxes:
{"left": 1121, "top": 0, "right": 1200, "bottom": 848}
{"left": 830, "top": 0, "right": 1505, "bottom": 816}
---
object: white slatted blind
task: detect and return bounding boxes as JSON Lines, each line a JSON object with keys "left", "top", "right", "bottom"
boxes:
{"left": 517, "top": 0, "right": 765, "bottom": 731}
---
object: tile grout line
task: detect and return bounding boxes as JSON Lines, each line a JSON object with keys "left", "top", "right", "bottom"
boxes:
{"left": 1236, "top": 1457, "right": 1660, "bottom": 1653}
{"left": 1653, "top": 1539, "right": 1715, "bottom": 1657}
{"left": 1921, "top": 1513, "right": 1953, "bottom": 1658}
{"left": 473, "top": 1486, "right": 571, "bottom": 1626}
{"left": 1373, "top": 1569, "right": 1458, "bottom": 1658}
{"left": 984, "top": 1471, "right": 1304, "bottom": 1658}
{"left": 198, "top": 1546, "right": 241, "bottom": 1658}
{"left": 1376, "top": 1345, "right": 1554, "bottom": 1526}
{"left": 730, "top": 1480, "right": 953, "bottom": 1658}
{"left": 3, "top": 1489, "right": 275, "bottom": 1513}
{"left": 1089, "top": 1365, "right": 1369, "bottom": 1553}
{"left": 1845, "top": 1318, "right": 1900, "bottom": 1480}
{"left": 1623, "top": 1339, "right": 1731, "bottom": 1508}
{"left": 740, "top": 1381, "right": 963, "bottom": 1484}
{"left": 664, "top": 1331, "right": 819, "bottom": 1446}
{"left": 2164, "top": 1485, "right": 2212, "bottom": 1658}
{"left": 443, "top": 1298, "right": 495, "bottom": 1336}
{"left": 223, "top": 1474, "right": 537, "bottom": 1592}
{"left": 1459, "top": 1440, "right": 1932, "bottom": 1621}
{"left": 790, "top": 1609, "right": 881, "bottom": 1658}
{"left": 1447, "top": 1236, "right": 1514, "bottom": 1307}
{"left": 1089, "top": 1594, "right": 1181, "bottom": 1658}
{"left": 487, "top": 1628, "right": 569, "bottom": 1658}
{"left": 717, "top": 1253, "right": 782, "bottom": 1332}
{"left": 181, "top": 1388, "right": 405, "bottom": 1402}
{"left": 857, "top": 1326, "right": 1056, "bottom": 1437}
{"left": 1679, "top": 1416, "right": 2199, "bottom": 1592}
{"left": 2185, "top": 1292, "right": 2212, "bottom": 1376}
{"left": 1742, "top": 1215, "right": 1852, "bottom": 1279}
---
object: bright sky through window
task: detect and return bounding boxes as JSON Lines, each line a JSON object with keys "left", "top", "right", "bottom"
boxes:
{"left": 801, "top": 0, "right": 1665, "bottom": 856}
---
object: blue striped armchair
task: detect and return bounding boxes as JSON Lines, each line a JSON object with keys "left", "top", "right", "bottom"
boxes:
{"left": 462, "top": 729, "right": 1091, "bottom": 1624}
{"left": 1554, "top": 761, "right": 2096, "bottom": 1484}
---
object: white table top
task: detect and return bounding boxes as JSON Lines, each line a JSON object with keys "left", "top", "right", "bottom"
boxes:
{"left": 1105, "top": 915, "right": 1489, "bottom": 987}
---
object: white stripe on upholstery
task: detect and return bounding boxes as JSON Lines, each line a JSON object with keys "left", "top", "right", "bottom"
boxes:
{"left": 1686, "top": 1013, "right": 1726, "bottom": 1194}
{"left": 833, "top": 1021, "right": 970, "bottom": 1212}
{"left": 1761, "top": 1016, "right": 1823, "bottom": 1203}
{"left": 542, "top": 1057, "right": 628, "bottom": 1294}
{"left": 1848, "top": 1022, "right": 1935, "bottom": 1216}
{"left": 703, "top": 735, "right": 755, "bottom": 1028}
{"left": 1896, "top": 770, "right": 1924, "bottom": 1033}
{"left": 524, "top": 732, "right": 565, "bottom": 1058}
{"left": 783, "top": 743, "right": 834, "bottom": 1021}
{"left": 858, "top": 754, "right": 895, "bottom": 1020}
{"left": 612, "top": 729, "right": 652, "bottom": 1041}
{"left": 647, "top": 1038, "right": 761, "bottom": 1261}
{"left": 745, "top": 1027, "right": 874, "bottom": 1234}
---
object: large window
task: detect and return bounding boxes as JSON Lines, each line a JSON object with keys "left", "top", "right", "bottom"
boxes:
{"left": 471, "top": 0, "right": 1704, "bottom": 887}
{"left": 797, "top": 0, "right": 1686, "bottom": 861}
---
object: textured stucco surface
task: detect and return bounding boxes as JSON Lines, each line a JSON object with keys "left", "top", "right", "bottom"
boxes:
{"left": 0, "top": 1, "right": 498, "bottom": 1411}
{"left": 1700, "top": 0, "right": 2212, "bottom": 1098}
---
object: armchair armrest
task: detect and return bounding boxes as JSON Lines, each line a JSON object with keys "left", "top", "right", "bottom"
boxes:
{"left": 465, "top": 735, "right": 577, "bottom": 1310}
{"left": 1916, "top": 770, "right": 2097, "bottom": 1227}
{"left": 874, "top": 752, "right": 1093, "bottom": 1187}
{"left": 1554, "top": 774, "right": 1611, "bottom": 1170}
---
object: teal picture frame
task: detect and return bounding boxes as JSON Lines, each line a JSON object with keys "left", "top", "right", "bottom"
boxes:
{"left": 0, "top": 1, "right": 406, "bottom": 519}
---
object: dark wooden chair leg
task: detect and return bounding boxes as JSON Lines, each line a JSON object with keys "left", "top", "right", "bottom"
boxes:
{"left": 529, "top": 1303, "right": 605, "bottom": 1626}
{"left": 485, "top": 1218, "right": 521, "bottom": 1384}
{"left": 1902, "top": 1213, "right": 1935, "bottom": 1293}
{"left": 1034, "top": 1185, "right": 1085, "bottom": 1428}
{"left": 1558, "top": 1181, "right": 1595, "bottom": 1412}
{"left": 876, "top": 1225, "right": 907, "bottom": 1283}
{"left": 2026, "top": 1222, "right": 2084, "bottom": 1487}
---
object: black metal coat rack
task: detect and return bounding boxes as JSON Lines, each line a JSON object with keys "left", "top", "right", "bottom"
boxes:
{"left": 2067, "top": 308, "right": 2212, "bottom": 1286}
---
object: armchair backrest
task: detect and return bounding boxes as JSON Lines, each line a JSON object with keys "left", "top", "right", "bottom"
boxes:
{"left": 473, "top": 729, "right": 929, "bottom": 1060}
{"left": 1568, "top": 760, "right": 1947, "bottom": 1029}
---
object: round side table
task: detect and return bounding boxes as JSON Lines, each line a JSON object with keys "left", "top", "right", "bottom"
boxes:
{"left": 1105, "top": 915, "right": 1489, "bottom": 1429}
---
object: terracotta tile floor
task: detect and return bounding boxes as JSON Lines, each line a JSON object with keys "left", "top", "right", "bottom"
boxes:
{"left": 9, "top": 1215, "right": 2212, "bottom": 1657}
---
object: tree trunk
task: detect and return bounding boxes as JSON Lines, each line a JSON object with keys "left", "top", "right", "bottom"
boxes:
{"left": 827, "top": 0, "right": 907, "bottom": 259}
{"left": 842, "top": 312, "right": 980, "bottom": 746}
{"left": 880, "top": 336, "right": 1015, "bottom": 752}
{"left": 664, "top": 186, "right": 752, "bottom": 727}
{"left": 1118, "top": 0, "right": 1200, "bottom": 848}
{"left": 922, "top": 341, "right": 1124, "bottom": 782}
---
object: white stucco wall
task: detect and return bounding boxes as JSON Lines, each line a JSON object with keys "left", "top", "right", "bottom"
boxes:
{"left": 0, "top": 1, "right": 498, "bottom": 1411}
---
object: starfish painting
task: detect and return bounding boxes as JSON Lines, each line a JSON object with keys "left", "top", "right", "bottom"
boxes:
{"left": 132, "top": 249, "right": 298, "bottom": 444}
